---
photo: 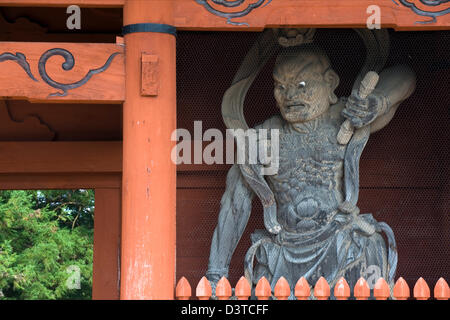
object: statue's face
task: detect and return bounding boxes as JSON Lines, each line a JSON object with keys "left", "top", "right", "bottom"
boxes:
{"left": 273, "top": 53, "right": 337, "bottom": 123}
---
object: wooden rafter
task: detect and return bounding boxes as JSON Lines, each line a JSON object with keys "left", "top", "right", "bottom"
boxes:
{"left": 0, "top": 0, "right": 124, "bottom": 7}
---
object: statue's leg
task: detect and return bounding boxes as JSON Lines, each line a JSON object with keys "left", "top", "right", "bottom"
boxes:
{"left": 342, "top": 231, "right": 388, "bottom": 299}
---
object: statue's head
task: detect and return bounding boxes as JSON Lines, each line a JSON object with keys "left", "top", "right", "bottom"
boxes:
{"left": 273, "top": 45, "right": 339, "bottom": 123}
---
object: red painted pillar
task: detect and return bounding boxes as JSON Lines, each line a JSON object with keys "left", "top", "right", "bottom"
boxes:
{"left": 121, "top": 0, "right": 176, "bottom": 299}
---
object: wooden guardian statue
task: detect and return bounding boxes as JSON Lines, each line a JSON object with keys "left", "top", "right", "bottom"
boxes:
{"left": 206, "top": 28, "right": 416, "bottom": 298}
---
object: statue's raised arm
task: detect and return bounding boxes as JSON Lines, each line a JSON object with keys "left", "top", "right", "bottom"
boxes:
{"left": 337, "top": 65, "right": 416, "bottom": 143}
{"left": 368, "top": 65, "right": 416, "bottom": 133}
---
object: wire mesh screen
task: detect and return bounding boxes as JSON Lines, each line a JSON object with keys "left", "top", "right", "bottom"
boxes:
{"left": 175, "top": 29, "right": 449, "bottom": 289}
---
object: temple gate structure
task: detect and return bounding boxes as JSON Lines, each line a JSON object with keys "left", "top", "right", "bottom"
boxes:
{"left": 0, "top": 0, "right": 448, "bottom": 299}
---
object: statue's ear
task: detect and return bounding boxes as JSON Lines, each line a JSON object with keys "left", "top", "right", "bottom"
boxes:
{"left": 324, "top": 69, "right": 339, "bottom": 104}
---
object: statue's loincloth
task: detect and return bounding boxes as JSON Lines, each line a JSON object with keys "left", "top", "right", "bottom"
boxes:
{"left": 244, "top": 212, "right": 396, "bottom": 299}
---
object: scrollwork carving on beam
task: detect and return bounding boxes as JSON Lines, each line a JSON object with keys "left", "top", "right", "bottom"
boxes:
{"left": 195, "top": 0, "right": 272, "bottom": 26}
{"left": 0, "top": 48, "right": 121, "bottom": 99}
{"left": 38, "top": 49, "right": 121, "bottom": 97}
{"left": 0, "top": 52, "right": 38, "bottom": 82}
{"left": 392, "top": 0, "right": 450, "bottom": 23}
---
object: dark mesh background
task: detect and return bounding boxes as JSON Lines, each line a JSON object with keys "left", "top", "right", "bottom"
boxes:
{"left": 175, "top": 29, "right": 449, "bottom": 290}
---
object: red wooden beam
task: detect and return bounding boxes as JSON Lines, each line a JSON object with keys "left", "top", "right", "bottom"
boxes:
{"left": 0, "top": 141, "right": 122, "bottom": 174}
{"left": 0, "top": 42, "right": 125, "bottom": 103}
{"left": 0, "top": 141, "right": 442, "bottom": 189}
{"left": 0, "top": 173, "right": 121, "bottom": 190}
{"left": 1, "top": 0, "right": 448, "bottom": 30}
{"left": 173, "top": 0, "right": 449, "bottom": 31}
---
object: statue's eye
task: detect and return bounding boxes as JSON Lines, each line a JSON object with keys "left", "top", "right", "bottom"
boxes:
{"left": 276, "top": 83, "right": 286, "bottom": 90}
{"left": 298, "top": 81, "right": 306, "bottom": 88}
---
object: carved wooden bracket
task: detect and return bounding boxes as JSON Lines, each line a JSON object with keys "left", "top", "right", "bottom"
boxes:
{"left": 0, "top": 42, "right": 125, "bottom": 103}
{"left": 0, "top": 100, "right": 55, "bottom": 141}
{"left": 141, "top": 53, "right": 159, "bottom": 97}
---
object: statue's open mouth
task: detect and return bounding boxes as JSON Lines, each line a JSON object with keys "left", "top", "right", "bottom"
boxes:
{"left": 285, "top": 103, "right": 307, "bottom": 112}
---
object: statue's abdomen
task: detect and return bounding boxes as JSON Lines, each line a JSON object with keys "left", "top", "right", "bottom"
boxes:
{"left": 269, "top": 158, "right": 344, "bottom": 232}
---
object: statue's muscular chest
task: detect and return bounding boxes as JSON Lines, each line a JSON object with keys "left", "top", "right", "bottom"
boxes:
{"left": 271, "top": 117, "right": 346, "bottom": 184}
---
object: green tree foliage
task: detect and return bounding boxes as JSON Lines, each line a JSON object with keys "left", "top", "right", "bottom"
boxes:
{"left": 0, "top": 189, "right": 94, "bottom": 300}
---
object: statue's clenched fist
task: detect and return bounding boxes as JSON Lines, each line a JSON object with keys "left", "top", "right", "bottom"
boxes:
{"left": 342, "top": 90, "right": 384, "bottom": 129}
